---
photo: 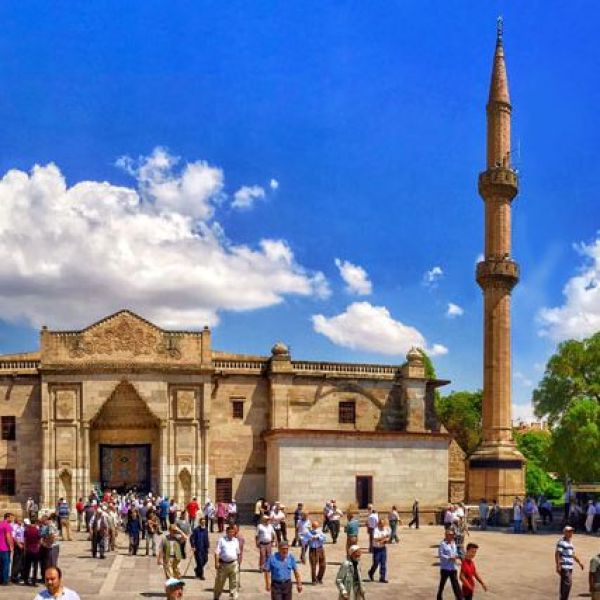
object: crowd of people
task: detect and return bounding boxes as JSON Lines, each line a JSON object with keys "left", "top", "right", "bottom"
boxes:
{"left": 0, "top": 490, "right": 599, "bottom": 599}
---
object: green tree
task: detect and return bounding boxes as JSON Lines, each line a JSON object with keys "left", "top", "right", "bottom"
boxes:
{"left": 515, "top": 429, "right": 563, "bottom": 499}
{"left": 549, "top": 398, "right": 600, "bottom": 483}
{"left": 435, "top": 390, "right": 483, "bottom": 456}
{"left": 533, "top": 332, "right": 600, "bottom": 424}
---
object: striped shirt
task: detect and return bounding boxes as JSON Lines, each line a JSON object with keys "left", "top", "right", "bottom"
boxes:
{"left": 556, "top": 536, "right": 575, "bottom": 570}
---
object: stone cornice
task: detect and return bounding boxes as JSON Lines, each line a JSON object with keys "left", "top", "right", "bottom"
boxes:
{"left": 262, "top": 428, "right": 451, "bottom": 442}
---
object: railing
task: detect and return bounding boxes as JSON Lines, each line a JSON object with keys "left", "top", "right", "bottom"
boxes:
{"left": 213, "top": 360, "right": 266, "bottom": 371}
{"left": 292, "top": 361, "right": 399, "bottom": 376}
{"left": 0, "top": 360, "right": 40, "bottom": 371}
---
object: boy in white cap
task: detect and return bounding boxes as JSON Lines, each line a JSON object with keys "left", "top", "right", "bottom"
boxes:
{"left": 165, "top": 577, "right": 185, "bottom": 599}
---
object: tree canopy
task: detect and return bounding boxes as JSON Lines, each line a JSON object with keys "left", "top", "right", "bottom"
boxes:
{"left": 435, "top": 390, "right": 483, "bottom": 456}
{"left": 549, "top": 398, "right": 600, "bottom": 483}
{"left": 533, "top": 332, "right": 600, "bottom": 424}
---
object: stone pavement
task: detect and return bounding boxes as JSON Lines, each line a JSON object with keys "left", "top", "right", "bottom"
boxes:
{"left": 2, "top": 525, "right": 600, "bottom": 599}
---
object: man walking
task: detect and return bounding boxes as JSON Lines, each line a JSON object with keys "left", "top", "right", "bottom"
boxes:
{"left": 366, "top": 507, "right": 378, "bottom": 553}
{"left": 263, "top": 540, "right": 303, "bottom": 600}
{"left": 56, "top": 498, "right": 72, "bottom": 542}
{"left": 89, "top": 509, "right": 108, "bottom": 559}
{"left": 345, "top": 512, "right": 360, "bottom": 553}
{"left": 33, "top": 566, "right": 80, "bottom": 600}
{"left": 186, "top": 497, "right": 199, "bottom": 528}
{"left": 190, "top": 517, "right": 210, "bottom": 580}
{"left": 408, "top": 499, "right": 420, "bottom": 529}
{"left": 555, "top": 526, "right": 584, "bottom": 600}
{"left": 368, "top": 518, "right": 390, "bottom": 584}
{"left": 256, "top": 514, "right": 276, "bottom": 572}
{"left": 437, "top": 528, "right": 463, "bottom": 600}
{"left": 336, "top": 544, "right": 366, "bottom": 600}
{"left": 303, "top": 520, "right": 326, "bottom": 585}
{"left": 589, "top": 548, "right": 600, "bottom": 600}
{"left": 213, "top": 524, "right": 240, "bottom": 600}
{"left": 158, "top": 524, "right": 186, "bottom": 579}
{"left": 327, "top": 501, "right": 343, "bottom": 544}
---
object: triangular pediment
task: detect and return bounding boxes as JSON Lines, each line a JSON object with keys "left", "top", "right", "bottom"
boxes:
{"left": 91, "top": 381, "right": 160, "bottom": 429}
{"left": 81, "top": 310, "right": 163, "bottom": 334}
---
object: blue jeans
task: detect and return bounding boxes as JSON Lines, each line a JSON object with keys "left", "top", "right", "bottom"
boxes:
{"left": 369, "top": 547, "right": 387, "bottom": 581}
{"left": 0, "top": 550, "right": 10, "bottom": 584}
{"left": 513, "top": 519, "right": 522, "bottom": 533}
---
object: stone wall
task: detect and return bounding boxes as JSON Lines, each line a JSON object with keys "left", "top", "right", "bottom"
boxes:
{"left": 266, "top": 431, "right": 450, "bottom": 511}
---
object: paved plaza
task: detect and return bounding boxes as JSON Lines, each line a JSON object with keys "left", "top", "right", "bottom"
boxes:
{"left": 2, "top": 525, "right": 599, "bottom": 599}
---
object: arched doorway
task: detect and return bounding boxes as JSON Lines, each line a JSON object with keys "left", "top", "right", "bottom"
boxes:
{"left": 90, "top": 382, "right": 160, "bottom": 493}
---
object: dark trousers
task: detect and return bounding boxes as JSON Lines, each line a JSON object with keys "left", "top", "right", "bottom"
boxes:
{"left": 309, "top": 547, "right": 326, "bottom": 583}
{"left": 40, "top": 545, "right": 59, "bottom": 576}
{"left": 409, "top": 514, "right": 420, "bottom": 528}
{"left": 367, "top": 527, "right": 374, "bottom": 552}
{"left": 329, "top": 520, "right": 340, "bottom": 542}
{"left": 217, "top": 517, "right": 224, "bottom": 532}
{"left": 24, "top": 551, "right": 40, "bottom": 584}
{"left": 129, "top": 533, "right": 140, "bottom": 555}
{"left": 369, "top": 547, "right": 387, "bottom": 581}
{"left": 91, "top": 533, "right": 105, "bottom": 558}
{"left": 160, "top": 516, "right": 168, "bottom": 531}
{"left": 271, "top": 579, "right": 293, "bottom": 600}
{"left": 0, "top": 551, "right": 10, "bottom": 584}
{"left": 11, "top": 545, "right": 23, "bottom": 581}
{"left": 437, "top": 569, "right": 463, "bottom": 600}
{"left": 194, "top": 551, "right": 207, "bottom": 578}
{"left": 560, "top": 569, "right": 572, "bottom": 600}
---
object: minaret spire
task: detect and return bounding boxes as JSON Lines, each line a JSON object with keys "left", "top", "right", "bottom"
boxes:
{"left": 468, "top": 20, "right": 525, "bottom": 507}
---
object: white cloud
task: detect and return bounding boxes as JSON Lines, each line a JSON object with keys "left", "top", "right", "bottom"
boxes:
{"left": 514, "top": 371, "right": 534, "bottom": 388}
{"left": 312, "top": 301, "right": 448, "bottom": 357}
{"left": 512, "top": 402, "right": 537, "bottom": 424}
{"left": 116, "top": 146, "right": 224, "bottom": 220}
{"left": 270, "top": 178, "right": 279, "bottom": 190}
{"left": 334, "top": 258, "right": 372, "bottom": 295}
{"left": 232, "top": 185, "right": 266, "bottom": 210}
{"left": 423, "top": 265, "right": 443, "bottom": 287}
{"left": 0, "top": 150, "right": 328, "bottom": 329}
{"left": 538, "top": 236, "right": 600, "bottom": 340}
{"left": 446, "top": 302, "right": 464, "bottom": 318}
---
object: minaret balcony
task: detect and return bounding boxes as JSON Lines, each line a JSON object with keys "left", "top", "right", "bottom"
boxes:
{"left": 476, "top": 258, "right": 519, "bottom": 290}
{"left": 478, "top": 168, "right": 518, "bottom": 201}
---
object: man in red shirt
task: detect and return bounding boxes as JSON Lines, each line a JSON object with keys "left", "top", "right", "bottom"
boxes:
{"left": 460, "top": 543, "right": 488, "bottom": 600}
{"left": 186, "top": 498, "right": 199, "bottom": 528}
{"left": 75, "top": 498, "right": 85, "bottom": 532}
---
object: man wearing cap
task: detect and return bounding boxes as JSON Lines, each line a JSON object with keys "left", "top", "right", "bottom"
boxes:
{"left": 158, "top": 524, "right": 187, "bottom": 579}
{"left": 165, "top": 577, "right": 185, "bottom": 600}
{"left": 436, "top": 528, "right": 462, "bottom": 600}
{"left": 336, "top": 545, "right": 366, "bottom": 600}
{"left": 213, "top": 523, "right": 240, "bottom": 600}
{"left": 263, "top": 540, "right": 302, "bottom": 600}
{"left": 555, "top": 526, "right": 584, "bottom": 600}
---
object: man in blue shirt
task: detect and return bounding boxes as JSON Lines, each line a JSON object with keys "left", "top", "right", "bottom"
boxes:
{"left": 302, "top": 520, "right": 326, "bottom": 584}
{"left": 263, "top": 541, "right": 303, "bottom": 599}
{"left": 437, "top": 529, "right": 463, "bottom": 600}
{"left": 159, "top": 498, "right": 170, "bottom": 532}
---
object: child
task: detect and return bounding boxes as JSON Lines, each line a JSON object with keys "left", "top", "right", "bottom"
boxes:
{"left": 460, "top": 542, "right": 488, "bottom": 599}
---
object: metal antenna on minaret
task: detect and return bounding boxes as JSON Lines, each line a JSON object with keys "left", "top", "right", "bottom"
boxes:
{"left": 496, "top": 15, "right": 504, "bottom": 46}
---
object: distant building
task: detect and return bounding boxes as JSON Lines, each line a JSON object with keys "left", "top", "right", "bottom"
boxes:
{"left": 0, "top": 310, "right": 465, "bottom": 515}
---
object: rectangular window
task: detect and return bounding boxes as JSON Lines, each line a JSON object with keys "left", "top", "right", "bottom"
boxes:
{"left": 215, "top": 478, "right": 232, "bottom": 503}
{"left": 0, "top": 469, "right": 15, "bottom": 495}
{"left": 339, "top": 401, "right": 356, "bottom": 424}
{"left": 232, "top": 401, "right": 244, "bottom": 420}
{"left": 1, "top": 416, "right": 15, "bottom": 441}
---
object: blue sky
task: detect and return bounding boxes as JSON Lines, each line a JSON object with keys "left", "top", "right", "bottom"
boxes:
{"left": 1, "top": 2, "right": 599, "bottom": 421}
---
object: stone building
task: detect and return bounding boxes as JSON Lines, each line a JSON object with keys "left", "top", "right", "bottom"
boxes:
{"left": 0, "top": 310, "right": 464, "bottom": 515}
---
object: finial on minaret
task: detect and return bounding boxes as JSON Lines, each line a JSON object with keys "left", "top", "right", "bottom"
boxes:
{"left": 496, "top": 15, "right": 504, "bottom": 46}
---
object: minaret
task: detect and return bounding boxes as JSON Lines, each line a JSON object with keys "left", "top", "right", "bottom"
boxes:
{"left": 468, "top": 18, "right": 525, "bottom": 506}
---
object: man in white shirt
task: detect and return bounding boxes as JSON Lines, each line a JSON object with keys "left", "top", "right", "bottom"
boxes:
{"left": 296, "top": 511, "right": 311, "bottom": 564}
{"left": 34, "top": 566, "right": 81, "bottom": 600}
{"left": 214, "top": 524, "right": 240, "bottom": 600}
{"left": 366, "top": 507, "right": 379, "bottom": 553}
{"left": 368, "top": 518, "right": 390, "bottom": 584}
{"left": 270, "top": 502, "right": 286, "bottom": 544}
{"left": 327, "top": 500, "right": 344, "bottom": 544}
{"left": 255, "top": 515, "right": 276, "bottom": 571}
{"left": 586, "top": 501, "right": 596, "bottom": 533}
{"left": 227, "top": 499, "right": 238, "bottom": 525}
